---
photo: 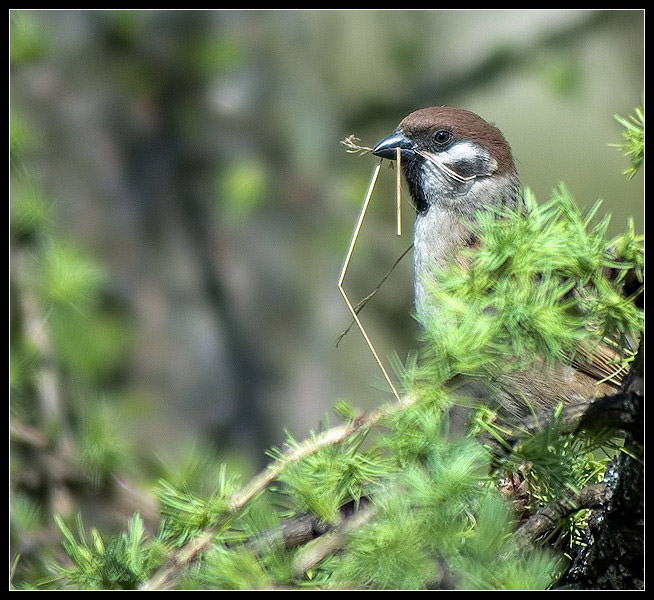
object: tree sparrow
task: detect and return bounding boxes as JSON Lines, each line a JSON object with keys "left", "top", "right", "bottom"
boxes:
{"left": 372, "top": 106, "right": 622, "bottom": 419}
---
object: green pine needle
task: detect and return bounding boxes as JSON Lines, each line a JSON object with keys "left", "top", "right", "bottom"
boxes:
{"left": 610, "top": 102, "right": 644, "bottom": 179}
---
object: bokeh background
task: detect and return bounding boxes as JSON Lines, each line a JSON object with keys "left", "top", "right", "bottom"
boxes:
{"left": 11, "top": 10, "right": 644, "bottom": 477}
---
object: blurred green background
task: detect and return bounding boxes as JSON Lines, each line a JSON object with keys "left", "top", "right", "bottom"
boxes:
{"left": 11, "top": 9, "right": 644, "bottom": 475}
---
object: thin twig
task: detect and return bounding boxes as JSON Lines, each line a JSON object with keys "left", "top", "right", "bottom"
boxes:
{"left": 336, "top": 243, "right": 413, "bottom": 347}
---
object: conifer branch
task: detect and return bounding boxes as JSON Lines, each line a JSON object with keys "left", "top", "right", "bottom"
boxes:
{"left": 515, "top": 483, "right": 606, "bottom": 547}
{"left": 291, "top": 503, "right": 376, "bottom": 576}
{"left": 141, "top": 393, "right": 420, "bottom": 590}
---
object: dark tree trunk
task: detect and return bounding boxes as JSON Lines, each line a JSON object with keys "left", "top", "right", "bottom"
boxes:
{"left": 558, "top": 343, "right": 644, "bottom": 590}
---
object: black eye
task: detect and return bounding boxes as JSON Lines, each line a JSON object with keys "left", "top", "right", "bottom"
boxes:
{"left": 433, "top": 129, "right": 453, "bottom": 147}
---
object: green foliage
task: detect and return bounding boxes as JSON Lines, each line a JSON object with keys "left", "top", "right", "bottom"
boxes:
{"left": 10, "top": 11, "right": 49, "bottom": 64}
{"left": 456, "top": 492, "right": 559, "bottom": 590}
{"left": 214, "top": 158, "right": 270, "bottom": 222}
{"left": 10, "top": 175, "right": 52, "bottom": 241}
{"left": 78, "top": 401, "right": 131, "bottom": 476}
{"left": 611, "top": 101, "right": 644, "bottom": 179}
{"left": 326, "top": 439, "right": 559, "bottom": 590}
{"left": 10, "top": 64, "right": 138, "bottom": 589}
{"left": 49, "top": 513, "right": 163, "bottom": 590}
{"left": 611, "top": 217, "right": 644, "bottom": 284}
{"left": 11, "top": 72, "right": 643, "bottom": 591}
{"left": 34, "top": 240, "right": 107, "bottom": 308}
{"left": 382, "top": 388, "right": 451, "bottom": 465}
{"left": 15, "top": 177, "right": 642, "bottom": 590}
{"left": 330, "top": 492, "right": 437, "bottom": 589}
{"left": 416, "top": 184, "right": 642, "bottom": 396}
{"left": 183, "top": 545, "right": 273, "bottom": 590}
{"left": 48, "top": 305, "right": 133, "bottom": 383}
{"left": 155, "top": 466, "right": 239, "bottom": 547}
{"left": 274, "top": 430, "right": 390, "bottom": 524}
{"left": 495, "top": 410, "right": 617, "bottom": 511}
{"left": 538, "top": 53, "right": 582, "bottom": 97}
{"left": 11, "top": 495, "right": 45, "bottom": 538}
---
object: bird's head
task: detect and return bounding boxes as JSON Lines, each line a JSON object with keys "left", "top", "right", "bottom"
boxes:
{"left": 373, "top": 107, "right": 521, "bottom": 315}
{"left": 373, "top": 106, "right": 520, "bottom": 218}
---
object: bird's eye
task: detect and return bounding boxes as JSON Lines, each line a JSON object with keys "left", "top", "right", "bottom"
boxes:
{"left": 433, "top": 129, "right": 453, "bottom": 147}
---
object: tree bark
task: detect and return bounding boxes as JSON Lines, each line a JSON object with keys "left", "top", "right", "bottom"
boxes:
{"left": 557, "top": 343, "right": 643, "bottom": 590}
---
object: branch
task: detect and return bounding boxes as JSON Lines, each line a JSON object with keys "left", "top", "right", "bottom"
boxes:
{"left": 140, "top": 393, "right": 419, "bottom": 590}
{"left": 485, "top": 384, "right": 643, "bottom": 456}
{"left": 291, "top": 503, "right": 376, "bottom": 576}
{"left": 141, "top": 339, "right": 643, "bottom": 589}
{"left": 346, "top": 11, "right": 616, "bottom": 129}
{"left": 11, "top": 247, "right": 83, "bottom": 521}
{"left": 514, "top": 483, "right": 606, "bottom": 548}
{"left": 244, "top": 512, "right": 331, "bottom": 556}
{"left": 142, "top": 333, "right": 643, "bottom": 590}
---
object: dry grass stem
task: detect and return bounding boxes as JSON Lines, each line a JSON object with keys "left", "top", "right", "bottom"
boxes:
{"left": 340, "top": 135, "right": 373, "bottom": 155}
{"left": 337, "top": 165, "right": 401, "bottom": 402}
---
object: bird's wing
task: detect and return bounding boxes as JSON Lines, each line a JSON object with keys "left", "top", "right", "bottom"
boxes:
{"left": 570, "top": 341, "right": 629, "bottom": 389}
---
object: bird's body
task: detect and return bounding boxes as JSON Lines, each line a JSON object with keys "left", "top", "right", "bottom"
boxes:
{"left": 373, "top": 106, "right": 620, "bottom": 419}
{"left": 374, "top": 107, "right": 521, "bottom": 316}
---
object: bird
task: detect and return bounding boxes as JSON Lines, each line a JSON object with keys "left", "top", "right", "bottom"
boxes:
{"left": 371, "top": 106, "right": 624, "bottom": 421}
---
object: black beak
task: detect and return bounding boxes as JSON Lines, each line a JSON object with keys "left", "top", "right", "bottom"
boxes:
{"left": 372, "top": 130, "right": 415, "bottom": 160}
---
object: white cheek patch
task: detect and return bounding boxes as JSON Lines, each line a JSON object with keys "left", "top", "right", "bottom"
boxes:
{"left": 415, "top": 141, "right": 497, "bottom": 196}
{"left": 438, "top": 141, "right": 497, "bottom": 178}
{"left": 415, "top": 140, "right": 517, "bottom": 216}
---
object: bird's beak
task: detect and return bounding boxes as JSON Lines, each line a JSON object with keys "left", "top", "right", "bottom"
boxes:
{"left": 372, "top": 130, "right": 415, "bottom": 160}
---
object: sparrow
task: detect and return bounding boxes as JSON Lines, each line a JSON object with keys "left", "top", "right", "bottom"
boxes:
{"left": 372, "top": 106, "right": 623, "bottom": 420}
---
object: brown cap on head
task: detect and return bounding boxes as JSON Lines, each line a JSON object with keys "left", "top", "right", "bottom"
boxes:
{"left": 399, "top": 106, "right": 517, "bottom": 176}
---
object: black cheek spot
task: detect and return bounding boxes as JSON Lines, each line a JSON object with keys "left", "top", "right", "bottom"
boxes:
{"left": 451, "top": 155, "right": 491, "bottom": 179}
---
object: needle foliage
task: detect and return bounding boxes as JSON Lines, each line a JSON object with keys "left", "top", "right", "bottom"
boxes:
{"left": 11, "top": 98, "right": 643, "bottom": 590}
{"left": 33, "top": 179, "right": 641, "bottom": 591}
